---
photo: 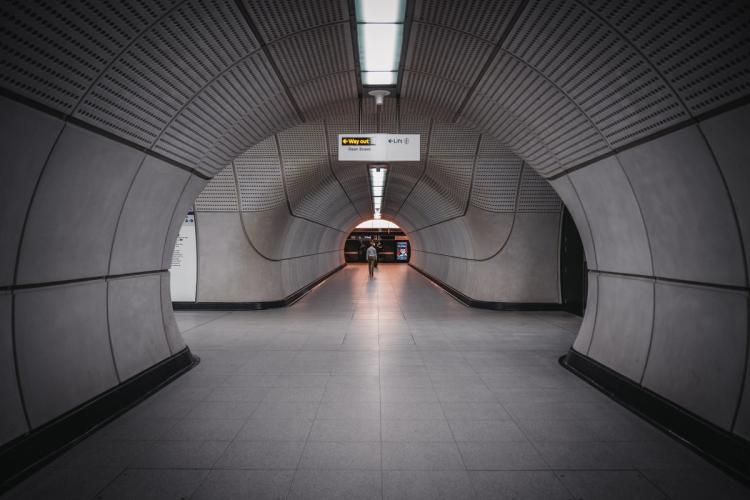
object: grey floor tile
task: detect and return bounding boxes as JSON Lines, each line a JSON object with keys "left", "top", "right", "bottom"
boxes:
{"left": 288, "top": 470, "right": 381, "bottom": 500}
{"left": 263, "top": 386, "right": 325, "bottom": 402}
{"left": 639, "top": 466, "right": 750, "bottom": 500}
{"left": 317, "top": 401, "right": 381, "bottom": 419}
{"left": 299, "top": 441, "right": 381, "bottom": 470}
{"left": 236, "top": 418, "right": 313, "bottom": 441}
{"left": 2, "top": 467, "right": 122, "bottom": 500}
{"left": 556, "top": 470, "right": 668, "bottom": 500}
{"left": 190, "top": 469, "right": 295, "bottom": 500}
{"left": 457, "top": 441, "right": 548, "bottom": 470}
{"left": 449, "top": 420, "right": 528, "bottom": 442}
{"left": 381, "top": 402, "right": 445, "bottom": 420}
{"left": 441, "top": 402, "right": 511, "bottom": 421}
{"left": 215, "top": 440, "right": 306, "bottom": 469}
{"left": 162, "top": 418, "right": 245, "bottom": 441}
{"left": 130, "top": 440, "right": 229, "bottom": 469}
{"left": 383, "top": 470, "right": 476, "bottom": 500}
{"left": 470, "top": 470, "right": 571, "bottom": 499}
{"left": 382, "top": 442, "right": 466, "bottom": 470}
{"left": 187, "top": 401, "right": 259, "bottom": 419}
{"left": 96, "top": 469, "right": 209, "bottom": 500}
{"left": 251, "top": 401, "right": 320, "bottom": 420}
{"left": 382, "top": 419, "right": 454, "bottom": 442}
{"left": 309, "top": 419, "right": 381, "bottom": 442}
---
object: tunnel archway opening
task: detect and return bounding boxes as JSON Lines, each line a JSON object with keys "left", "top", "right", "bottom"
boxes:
{"left": 346, "top": 219, "right": 410, "bottom": 264}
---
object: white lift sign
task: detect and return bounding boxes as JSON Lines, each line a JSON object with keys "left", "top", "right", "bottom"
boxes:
{"left": 338, "top": 134, "right": 420, "bottom": 161}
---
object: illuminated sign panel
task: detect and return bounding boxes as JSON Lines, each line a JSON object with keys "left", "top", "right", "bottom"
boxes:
{"left": 338, "top": 133, "right": 420, "bottom": 161}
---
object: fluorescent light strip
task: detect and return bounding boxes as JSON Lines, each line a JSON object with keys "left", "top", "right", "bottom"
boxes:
{"left": 355, "top": 0, "right": 405, "bottom": 87}
{"left": 369, "top": 166, "right": 388, "bottom": 219}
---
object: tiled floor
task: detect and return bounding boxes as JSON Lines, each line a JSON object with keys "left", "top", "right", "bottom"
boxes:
{"left": 4, "top": 264, "right": 749, "bottom": 499}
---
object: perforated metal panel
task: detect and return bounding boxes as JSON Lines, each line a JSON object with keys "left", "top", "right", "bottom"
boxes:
{"left": 505, "top": 0, "right": 688, "bottom": 148}
{"left": 277, "top": 123, "right": 328, "bottom": 158}
{"left": 517, "top": 165, "right": 562, "bottom": 213}
{"left": 194, "top": 164, "right": 239, "bottom": 211}
{"left": 325, "top": 114, "right": 360, "bottom": 157}
{"left": 405, "top": 22, "right": 492, "bottom": 87}
{"left": 241, "top": 0, "right": 349, "bottom": 42}
{"left": 0, "top": 0, "right": 177, "bottom": 113}
{"left": 291, "top": 71, "right": 358, "bottom": 115}
{"left": 471, "top": 157, "right": 523, "bottom": 213}
{"left": 429, "top": 124, "right": 480, "bottom": 156}
{"left": 268, "top": 23, "right": 353, "bottom": 87}
{"left": 400, "top": 72, "right": 467, "bottom": 121}
{"left": 75, "top": 0, "right": 260, "bottom": 146}
{"left": 234, "top": 138, "right": 286, "bottom": 212}
{"left": 588, "top": 0, "right": 750, "bottom": 114}
{"left": 414, "top": 0, "right": 522, "bottom": 43}
{"left": 384, "top": 162, "right": 425, "bottom": 213}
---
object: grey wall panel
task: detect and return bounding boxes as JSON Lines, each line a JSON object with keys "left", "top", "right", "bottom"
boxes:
{"left": 642, "top": 282, "right": 748, "bottom": 430}
{"left": 195, "top": 212, "right": 284, "bottom": 302}
{"left": 549, "top": 176, "right": 597, "bottom": 269}
{"left": 572, "top": 272, "right": 598, "bottom": 354}
{"left": 0, "top": 291, "right": 27, "bottom": 445}
{"left": 699, "top": 102, "right": 750, "bottom": 273}
{"left": 618, "top": 126, "right": 745, "bottom": 286}
{"left": 110, "top": 157, "right": 190, "bottom": 275}
{"left": 161, "top": 175, "right": 208, "bottom": 269}
{"left": 0, "top": 97, "right": 65, "bottom": 287}
{"left": 587, "top": 274, "right": 654, "bottom": 382}
{"left": 160, "top": 272, "right": 186, "bottom": 354}
{"left": 15, "top": 281, "right": 119, "bottom": 428}
{"left": 108, "top": 274, "right": 172, "bottom": 381}
{"left": 465, "top": 213, "right": 561, "bottom": 303}
{"left": 16, "top": 124, "right": 143, "bottom": 285}
{"left": 569, "top": 157, "right": 652, "bottom": 275}
{"left": 240, "top": 207, "right": 293, "bottom": 260}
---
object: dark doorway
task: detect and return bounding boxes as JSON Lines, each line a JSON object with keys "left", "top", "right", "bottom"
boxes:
{"left": 560, "top": 207, "right": 587, "bottom": 316}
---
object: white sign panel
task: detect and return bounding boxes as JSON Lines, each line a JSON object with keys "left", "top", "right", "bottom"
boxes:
{"left": 169, "top": 212, "right": 197, "bottom": 302}
{"left": 338, "top": 134, "right": 420, "bottom": 162}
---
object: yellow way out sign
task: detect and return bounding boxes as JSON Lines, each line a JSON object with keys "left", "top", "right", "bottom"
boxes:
{"left": 338, "top": 134, "right": 420, "bottom": 161}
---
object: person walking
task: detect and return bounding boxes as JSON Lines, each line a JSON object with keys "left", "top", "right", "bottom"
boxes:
{"left": 366, "top": 242, "right": 378, "bottom": 277}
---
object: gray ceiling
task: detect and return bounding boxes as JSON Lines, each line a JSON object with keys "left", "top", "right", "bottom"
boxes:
{"left": 1, "top": 0, "right": 748, "bottom": 229}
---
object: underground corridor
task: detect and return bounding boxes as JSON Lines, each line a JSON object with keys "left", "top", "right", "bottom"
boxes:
{"left": 1, "top": 0, "right": 750, "bottom": 498}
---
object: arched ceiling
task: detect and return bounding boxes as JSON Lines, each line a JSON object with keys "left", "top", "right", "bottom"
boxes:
{"left": 2, "top": 0, "right": 747, "bottom": 180}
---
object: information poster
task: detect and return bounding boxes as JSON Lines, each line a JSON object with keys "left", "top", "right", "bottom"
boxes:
{"left": 169, "top": 212, "right": 197, "bottom": 302}
{"left": 396, "top": 241, "right": 409, "bottom": 262}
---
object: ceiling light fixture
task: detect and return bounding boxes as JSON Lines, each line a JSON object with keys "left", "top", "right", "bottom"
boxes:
{"left": 369, "top": 165, "right": 388, "bottom": 219}
{"left": 355, "top": 0, "right": 405, "bottom": 90}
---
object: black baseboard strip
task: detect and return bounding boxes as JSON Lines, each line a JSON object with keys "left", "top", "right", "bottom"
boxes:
{"left": 0, "top": 348, "right": 198, "bottom": 493}
{"left": 409, "top": 263, "right": 563, "bottom": 311}
{"left": 561, "top": 349, "right": 750, "bottom": 486}
{"left": 173, "top": 264, "right": 345, "bottom": 311}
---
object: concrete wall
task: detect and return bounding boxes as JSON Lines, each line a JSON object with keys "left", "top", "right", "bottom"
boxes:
{"left": 552, "top": 103, "right": 750, "bottom": 438}
{"left": 194, "top": 209, "right": 345, "bottom": 303}
{"left": 408, "top": 207, "right": 562, "bottom": 303}
{"left": 0, "top": 95, "right": 205, "bottom": 446}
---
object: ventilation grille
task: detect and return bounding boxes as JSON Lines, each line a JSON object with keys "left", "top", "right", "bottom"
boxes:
{"left": 405, "top": 22, "right": 492, "bottom": 87}
{"left": 400, "top": 73, "right": 467, "bottom": 121}
{"left": 194, "top": 164, "right": 238, "bottom": 211}
{"left": 591, "top": 0, "right": 750, "bottom": 114}
{"left": 517, "top": 166, "right": 561, "bottom": 212}
{"left": 413, "top": 0, "right": 522, "bottom": 43}
{"left": 0, "top": 0, "right": 177, "bottom": 113}
{"left": 75, "top": 0, "right": 260, "bottom": 147}
{"left": 291, "top": 71, "right": 358, "bottom": 116}
{"left": 277, "top": 123, "right": 328, "bottom": 157}
{"left": 471, "top": 157, "right": 523, "bottom": 212}
{"left": 241, "top": 0, "right": 348, "bottom": 42}
{"left": 268, "top": 23, "right": 353, "bottom": 87}
{"left": 429, "top": 124, "right": 480, "bottom": 156}
{"left": 505, "top": 0, "right": 688, "bottom": 149}
{"left": 234, "top": 145, "right": 286, "bottom": 212}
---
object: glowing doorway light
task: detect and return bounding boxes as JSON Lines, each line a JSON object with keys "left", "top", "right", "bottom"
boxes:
{"left": 369, "top": 165, "right": 388, "bottom": 219}
{"left": 355, "top": 0, "right": 406, "bottom": 87}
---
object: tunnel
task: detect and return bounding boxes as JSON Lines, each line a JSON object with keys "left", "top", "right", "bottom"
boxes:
{"left": 0, "top": 0, "right": 749, "bottom": 498}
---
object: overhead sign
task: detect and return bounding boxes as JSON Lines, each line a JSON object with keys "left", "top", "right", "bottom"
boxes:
{"left": 338, "top": 134, "right": 420, "bottom": 162}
